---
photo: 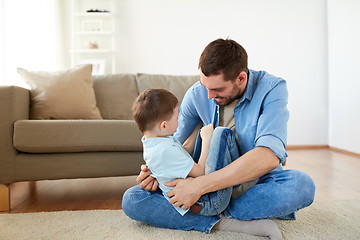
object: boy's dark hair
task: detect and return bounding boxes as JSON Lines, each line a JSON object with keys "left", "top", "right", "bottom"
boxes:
{"left": 198, "top": 38, "right": 248, "bottom": 81}
{"left": 132, "top": 88, "right": 179, "bottom": 132}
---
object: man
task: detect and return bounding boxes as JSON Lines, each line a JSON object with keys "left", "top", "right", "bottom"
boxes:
{"left": 122, "top": 38, "right": 315, "bottom": 235}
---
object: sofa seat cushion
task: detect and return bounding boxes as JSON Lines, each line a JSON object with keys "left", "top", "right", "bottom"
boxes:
{"left": 14, "top": 120, "right": 143, "bottom": 153}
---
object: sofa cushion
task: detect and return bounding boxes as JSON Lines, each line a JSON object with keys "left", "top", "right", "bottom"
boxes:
{"left": 93, "top": 74, "right": 139, "bottom": 120}
{"left": 136, "top": 74, "right": 199, "bottom": 104}
{"left": 13, "top": 120, "right": 142, "bottom": 153}
{"left": 17, "top": 65, "right": 102, "bottom": 120}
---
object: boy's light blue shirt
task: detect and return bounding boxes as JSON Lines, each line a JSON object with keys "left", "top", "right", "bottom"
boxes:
{"left": 174, "top": 69, "right": 289, "bottom": 166}
{"left": 142, "top": 136, "right": 194, "bottom": 216}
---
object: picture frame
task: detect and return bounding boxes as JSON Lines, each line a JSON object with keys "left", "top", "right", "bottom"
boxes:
{"left": 82, "top": 20, "right": 103, "bottom": 32}
{"left": 80, "top": 59, "right": 105, "bottom": 75}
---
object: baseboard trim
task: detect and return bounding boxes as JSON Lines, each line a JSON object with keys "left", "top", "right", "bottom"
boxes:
{"left": 287, "top": 145, "right": 360, "bottom": 158}
{"left": 329, "top": 146, "right": 360, "bottom": 158}
{"left": 287, "top": 145, "right": 329, "bottom": 150}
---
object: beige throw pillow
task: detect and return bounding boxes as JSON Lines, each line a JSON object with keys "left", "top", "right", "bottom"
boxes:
{"left": 17, "top": 65, "right": 102, "bottom": 120}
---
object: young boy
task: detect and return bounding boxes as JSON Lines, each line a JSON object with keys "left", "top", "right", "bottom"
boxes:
{"left": 132, "top": 88, "right": 281, "bottom": 239}
{"left": 132, "top": 88, "right": 229, "bottom": 216}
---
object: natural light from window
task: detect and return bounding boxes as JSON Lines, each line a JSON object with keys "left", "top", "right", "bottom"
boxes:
{"left": 0, "top": 0, "right": 64, "bottom": 87}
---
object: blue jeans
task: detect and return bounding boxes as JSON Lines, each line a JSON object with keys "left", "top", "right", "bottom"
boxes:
{"left": 197, "top": 127, "right": 239, "bottom": 216}
{"left": 122, "top": 129, "right": 316, "bottom": 233}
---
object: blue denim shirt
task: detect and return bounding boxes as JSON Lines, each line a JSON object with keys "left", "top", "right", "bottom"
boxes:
{"left": 174, "top": 69, "right": 289, "bottom": 164}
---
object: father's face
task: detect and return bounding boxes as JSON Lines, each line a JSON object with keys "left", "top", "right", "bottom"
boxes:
{"left": 200, "top": 72, "right": 243, "bottom": 106}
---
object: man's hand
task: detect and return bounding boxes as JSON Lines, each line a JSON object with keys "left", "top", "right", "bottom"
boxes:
{"left": 165, "top": 177, "right": 202, "bottom": 209}
{"left": 136, "top": 164, "right": 159, "bottom": 191}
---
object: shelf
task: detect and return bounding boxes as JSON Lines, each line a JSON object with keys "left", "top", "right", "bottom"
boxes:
{"left": 71, "top": 0, "right": 116, "bottom": 74}
{"left": 74, "top": 31, "right": 114, "bottom": 35}
{"left": 70, "top": 49, "right": 114, "bottom": 53}
{"left": 73, "top": 12, "right": 113, "bottom": 17}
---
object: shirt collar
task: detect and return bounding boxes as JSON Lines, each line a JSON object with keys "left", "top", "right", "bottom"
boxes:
{"left": 240, "top": 69, "right": 256, "bottom": 103}
{"left": 142, "top": 135, "right": 175, "bottom": 148}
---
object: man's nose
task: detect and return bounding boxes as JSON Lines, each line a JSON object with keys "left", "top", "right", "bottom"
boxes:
{"left": 207, "top": 90, "right": 216, "bottom": 100}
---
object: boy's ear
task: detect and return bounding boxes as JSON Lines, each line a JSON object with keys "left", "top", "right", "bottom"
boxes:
{"left": 159, "top": 120, "right": 167, "bottom": 132}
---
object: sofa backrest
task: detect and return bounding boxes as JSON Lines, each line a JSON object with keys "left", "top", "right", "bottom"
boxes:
{"left": 93, "top": 73, "right": 199, "bottom": 120}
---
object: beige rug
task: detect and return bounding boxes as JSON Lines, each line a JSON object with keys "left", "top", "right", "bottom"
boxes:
{"left": 1, "top": 200, "right": 359, "bottom": 240}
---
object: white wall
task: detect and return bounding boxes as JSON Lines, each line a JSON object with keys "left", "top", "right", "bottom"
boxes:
{"left": 115, "top": 0, "right": 329, "bottom": 146}
{"left": 4, "top": 0, "right": 359, "bottom": 152}
{"left": 328, "top": 0, "right": 360, "bottom": 154}
{"left": 0, "top": 0, "right": 65, "bottom": 87}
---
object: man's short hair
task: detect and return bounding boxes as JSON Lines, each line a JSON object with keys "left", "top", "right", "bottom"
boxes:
{"left": 198, "top": 38, "right": 248, "bottom": 81}
{"left": 132, "top": 88, "right": 179, "bottom": 132}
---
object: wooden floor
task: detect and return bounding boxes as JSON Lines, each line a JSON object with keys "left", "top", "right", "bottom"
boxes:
{"left": 4, "top": 148, "right": 360, "bottom": 213}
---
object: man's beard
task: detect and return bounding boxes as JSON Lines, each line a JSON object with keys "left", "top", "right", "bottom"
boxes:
{"left": 215, "top": 92, "right": 242, "bottom": 106}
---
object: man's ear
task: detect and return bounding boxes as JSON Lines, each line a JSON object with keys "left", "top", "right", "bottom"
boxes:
{"left": 235, "top": 71, "right": 248, "bottom": 86}
{"left": 235, "top": 71, "right": 248, "bottom": 87}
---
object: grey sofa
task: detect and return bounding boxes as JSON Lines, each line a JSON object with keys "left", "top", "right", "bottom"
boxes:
{"left": 0, "top": 73, "right": 199, "bottom": 211}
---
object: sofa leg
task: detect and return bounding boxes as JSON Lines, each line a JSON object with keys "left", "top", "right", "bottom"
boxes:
{"left": 0, "top": 184, "right": 10, "bottom": 211}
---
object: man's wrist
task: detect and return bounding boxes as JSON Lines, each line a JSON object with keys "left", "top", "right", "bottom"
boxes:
{"left": 193, "top": 175, "right": 210, "bottom": 196}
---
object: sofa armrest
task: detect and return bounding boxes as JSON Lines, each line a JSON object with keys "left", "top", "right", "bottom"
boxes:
{"left": 0, "top": 86, "right": 30, "bottom": 184}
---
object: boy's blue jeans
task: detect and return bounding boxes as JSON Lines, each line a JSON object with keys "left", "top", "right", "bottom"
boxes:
{"left": 122, "top": 128, "right": 315, "bottom": 233}
{"left": 197, "top": 127, "right": 241, "bottom": 216}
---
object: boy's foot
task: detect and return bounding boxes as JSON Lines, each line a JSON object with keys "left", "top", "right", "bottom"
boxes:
{"left": 213, "top": 214, "right": 282, "bottom": 240}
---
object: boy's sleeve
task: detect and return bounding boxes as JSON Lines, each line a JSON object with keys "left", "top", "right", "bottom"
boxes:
{"left": 154, "top": 144, "right": 195, "bottom": 179}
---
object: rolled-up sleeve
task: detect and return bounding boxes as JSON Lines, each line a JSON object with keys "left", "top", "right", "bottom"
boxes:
{"left": 255, "top": 81, "right": 289, "bottom": 163}
{"left": 175, "top": 85, "right": 201, "bottom": 144}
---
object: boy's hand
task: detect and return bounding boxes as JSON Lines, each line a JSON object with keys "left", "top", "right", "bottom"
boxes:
{"left": 200, "top": 124, "right": 214, "bottom": 142}
{"left": 137, "top": 164, "right": 159, "bottom": 191}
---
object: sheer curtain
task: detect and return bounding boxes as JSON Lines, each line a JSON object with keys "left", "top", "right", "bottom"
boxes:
{"left": 0, "top": 0, "right": 65, "bottom": 86}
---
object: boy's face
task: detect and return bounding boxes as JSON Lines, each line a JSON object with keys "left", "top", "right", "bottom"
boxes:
{"left": 165, "top": 105, "right": 180, "bottom": 135}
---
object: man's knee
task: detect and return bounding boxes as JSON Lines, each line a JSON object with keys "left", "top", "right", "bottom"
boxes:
{"left": 292, "top": 170, "right": 316, "bottom": 205}
{"left": 122, "top": 185, "right": 146, "bottom": 220}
